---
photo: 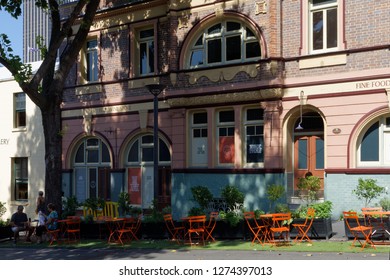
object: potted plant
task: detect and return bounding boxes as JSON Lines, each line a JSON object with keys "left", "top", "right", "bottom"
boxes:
{"left": 297, "top": 174, "right": 321, "bottom": 205}
{"left": 83, "top": 197, "right": 106, "bottom": 219}
{"left": 118, "top": 191, "right": 131, "bottom": 217}
{"left": 215, "top": 185, "right": 245, "bottom": 239}
{"left": 266, "top": 184, "right": 285, "bottom": 212}
{"left": 141, "top": 200, "right": 167, "bottom": 239}
{"left": 0, "top": 201, "right": 11, "bottom": 240}
{"left": 291, "top": 201, "right": 333, "bottom": 239}
{"left": 191, "top": 185, "right": 213, "bottom": 212}
{"left": 352, "top": 178, "right": 387, "bottom": 207}
{"left": 61, "top": 196, "right": 80, "bottom": 219}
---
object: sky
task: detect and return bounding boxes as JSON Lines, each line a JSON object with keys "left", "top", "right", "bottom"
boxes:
{"left": 0, "top": 9, "right": 23, "bottom": 62}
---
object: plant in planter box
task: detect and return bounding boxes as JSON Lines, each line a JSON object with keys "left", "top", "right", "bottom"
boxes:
{"left": 61, "top": 196, "right": 79, "bottom": 219}
{"left": 188, "top": 207, "right": 206, "bottom": 217}
{"left": 297, "top": 174, "right": 321, "bottom": 205}
{"left": 266, "top": 184, "right": 285, "bottom": 212}
{"left": 0, "top": 201, "right": 6, "bottom": 220}
{"left": 83, "top": 197, "right": 106, "bottom": 217}
{"left": 377, "top": 197, "right": 390, "bottom": 211}
{"left": 352, "top": 178, "right": 387, "bottom": 207}
{"left": 191, "top": 185, "right": 213, "bottom": 212}
{"left": 219, "top": 185, "right": 244, "bottom": 227}
{"left": 118, "top": 191, "right": 131, "bottom": 216}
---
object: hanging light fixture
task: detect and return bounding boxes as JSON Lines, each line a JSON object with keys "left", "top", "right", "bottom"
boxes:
{"left": 296, "top": 90, "right": 304, "bottom": 130}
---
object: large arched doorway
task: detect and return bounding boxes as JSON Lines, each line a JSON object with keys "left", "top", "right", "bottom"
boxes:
{"left": 125, "top": 133, "right": 171, "bottom": 210}
{"left": 293, "top": 112, "right": 325, "bottom": 199}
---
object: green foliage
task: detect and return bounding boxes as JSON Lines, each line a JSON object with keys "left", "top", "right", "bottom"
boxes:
{"left": 83, "top": 197, "right": 106, "bottom": 217}
{"left": 143, "top": 199, "right": 164, "bottom": 223}
{"left": 118, "top": 192, "right": 131, "bottom": 215}
{"left": 352, "top": 178, "right": 387, "bottom": 207}
{"left": 297, "top": 175, "right": 321, "bottom": 205}
{"left": 274, "top": 203, "right": 290, "bottom": 213}
{"left": 295, "top": 201, "right": 333, "bottom": 219}
{"left": 254, "top": 209, "right": 265, "bottom": 219}
{"left": 62, "top": 196, "right": 79, "bottom": 219}
{"left": 0, "top": 201, "right": 6, "bottom": 220}
{"left": 219, "top": 210, "right": 242, "bottom": 227}
{"left": 188, "top": 207, "right": 205, "bottom": 217}
{"left": 191, "top": 185, "right": 213, "bottom": 210}
{"left": 266, "top": 184, "right": 285, "bottom": 211}
{"left": 377, "top": 197, "right": 390, "bottom": 211}
{"left": 221, "top": 185, "right": 244, "bottom": 209}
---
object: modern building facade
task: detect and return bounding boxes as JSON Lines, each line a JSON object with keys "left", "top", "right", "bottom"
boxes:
{"left": 23, "top": 0, "right": 51, "bottom": 62}
{"left": 0, "top": 62, "right": 45, "bottom": 219}
{"left": 58, "top": 0, "right": 390, "bottom": 220}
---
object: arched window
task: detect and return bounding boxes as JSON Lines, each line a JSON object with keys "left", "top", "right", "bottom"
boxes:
{"left": 188, "top": 20, "right": 262, "bottom": 68}
{"left": 127, "top": 134, "right": 171, "bottom": 165}
{"left": 73, "top": 137, "right": 112, "bottom": 202}
{"left": 357, "top": 115, "right": 390, "bottom": 166}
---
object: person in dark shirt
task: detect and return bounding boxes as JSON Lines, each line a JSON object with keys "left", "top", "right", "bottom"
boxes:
{"left": 10, "top": 205, "right": 33, "bottom": 244}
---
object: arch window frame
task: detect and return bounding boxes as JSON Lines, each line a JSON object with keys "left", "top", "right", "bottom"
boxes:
{"left": 357, "top": 115, "right": 390, "bottom": 167}
{"left": 187, "top": 20, "right": 262, "bottom": 69}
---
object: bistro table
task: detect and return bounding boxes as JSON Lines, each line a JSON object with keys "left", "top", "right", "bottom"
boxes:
{"left": 101, "top": 217, "right": 125, "bottom": 243}
{"left": 361, "top": 210, "right": 390, "bottom": 244}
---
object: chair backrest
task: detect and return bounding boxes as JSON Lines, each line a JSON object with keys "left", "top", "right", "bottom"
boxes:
{"left": 206, "top": 212, "right": 218, "bottom": 228}
{"left": 343, "top": 211, "right": 361, "bottom": 230}
{"left": 82, "top": 206, "right": 103, "bottom": 218}
{"left": 272, "top": 213, "right": 291, "bottom": 228}
{"left": 66, "top": 217, "right": 81, "bottom": 231}
{"left": 103, "top": 202, "right": 119, "bottom": 218}
{"left": 244, "top": 211, "right": 262, "bottom": 230}
{"left": 361, "top": 207, "right": 383, "bottom": 213}
{"left": 303, "top": 208, "right": 316, "bottom": 226}
{"left": 188, "top": 215, "right": 206, "bottom": 230}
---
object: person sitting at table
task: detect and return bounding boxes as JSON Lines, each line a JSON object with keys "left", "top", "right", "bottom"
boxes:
{"left": 10, "top": 205, "right": 34, "bottom": 244}
{"left": 35, "top": 203, "right": 58, "bottom": 244}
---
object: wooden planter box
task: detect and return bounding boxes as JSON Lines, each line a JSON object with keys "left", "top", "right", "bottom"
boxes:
{"left": 141, "top": 222, "right": 167, "bottom": 239}
{"left": 290, "top": 217, "right": 333, "bottom": 240}
{"left": 214, "top": 220, "right": 248, "bottom": 240}
{"left": 0, "top": 225, "right": 12, "bottom": 240}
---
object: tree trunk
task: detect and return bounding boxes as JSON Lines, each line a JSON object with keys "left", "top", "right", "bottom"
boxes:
{"left": 41, "top": 99, "right": 63, "bottom": 215}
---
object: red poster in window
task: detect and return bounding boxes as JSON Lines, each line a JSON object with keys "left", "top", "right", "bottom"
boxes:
{"left": 128, "top": 168, "right": 142, "bottom": 205}
{"left": 219, "top": 136, "right": 235, "bottom": 163}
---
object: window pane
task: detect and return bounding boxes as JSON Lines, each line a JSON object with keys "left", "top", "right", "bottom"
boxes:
{"left": 87, "top": 149, "right": 99, "bottom": 163}
{"left": 298, "top": 139, "right": 308, "bottom": 169}
{"left": 148, "top": 41, "right": 154, "bottom": 72}
{"left": 75, "top": 143, "right": 85, "bottom": 163}
{"left": 316, "top": 138, "right": 324, "bottom": 169}
{"left": 194, "top": 129, "right": 201, "bottom": 138}
{"left": 190, "top": 50, "right": 203, "bottom": 66}
{"left": 207, "top": 39, "right": 221, "bottom": 63}
{"left": 101, "top": 143, "right": 110, "bottom": 163}
{"left": 159, "top": 139, "right": 171, "bottom": 161}
{"left": 219, "top": 110, "right": 234, "bottom": 122}
{"left": 312, "top": 11, "right": 324, "bottom": 50}
{"left": 246, "top": 28, "right": 255, "bottom": 38}
{"left": 195, "top": 35, "right": 203, "bottom": 46}
{"left": 15, "top": 93, "right": 26, "bottom": 110}
{"left": 247, "top": 108, "right": 263, "bottom": 121}
{"left": 140, "top": 42, "right": 147, "bottom": 74}
{"left": 208, "top": 24, "right": 221, "bottom": 35}
{"left": 87, "top": 138, "right": 99, "bottom": 147}
{"left": 327, "top": 8, "right": 337, "bottom": 48}
{"left": 87, "top": 43, "right": 98, "bottom": 81}
{"left": 226, "top": 36, "right": 241, "bottom": 61}
{"left": 246, "top": 41, "right": 261, "bottom": 58}
{"left": 142, "top": 135, "right": 153, "bottom": 144}
{"left": 361, "top": 122, "right": 379, "bottom": 161}
{"left": 227, "top": 22, "right": 241, "bottom": 32}
{"left": 142, "top": 147, "right": 153, "bottom": 162}
{"left": 128, "top": 140, "right": 139, "bottom": 162}
{"left": 193, "top": 112, "right": 207, "bottom": 124}
{"left": 140, "top": 29, "right": 154, "bottom": 38}
{"left": 247, "top": 135, "right": 264, "bottom": 163}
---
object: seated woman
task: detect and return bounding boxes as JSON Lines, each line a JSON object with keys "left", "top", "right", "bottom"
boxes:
{"left": 35, "top": 203, "right": 58, "bottom": 244}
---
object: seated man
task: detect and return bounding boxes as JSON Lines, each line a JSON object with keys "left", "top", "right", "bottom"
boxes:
{"left": 10, "top": 205, "right": 33, "bottom": 244}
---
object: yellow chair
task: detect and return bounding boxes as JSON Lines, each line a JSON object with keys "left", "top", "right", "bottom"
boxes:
{"left": 103, "top": 202, "right": 119, "bottom": 218}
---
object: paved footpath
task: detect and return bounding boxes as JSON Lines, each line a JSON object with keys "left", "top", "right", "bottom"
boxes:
{"left": 0, "top": 247, "right": 388, "bottom": 260}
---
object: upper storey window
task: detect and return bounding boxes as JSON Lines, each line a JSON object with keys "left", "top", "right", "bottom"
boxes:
{"left": 139, "top": 28, "right": 155, "bottom": 75}
{"left": 86, "top": 39, "right": 98, "bottom": 82}
{"left": 309, "top": 0, "right": 338, "bottom": 53}
{"left": 189, "top": 21, "right": 261, "bottom": 68}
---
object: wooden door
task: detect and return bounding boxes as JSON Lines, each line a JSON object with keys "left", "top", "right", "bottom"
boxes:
{"left": 294, "top": 135, "right": 324, "bottom": 197}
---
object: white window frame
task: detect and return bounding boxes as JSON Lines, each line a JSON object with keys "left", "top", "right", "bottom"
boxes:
{"left": 86, "top": 38, "right": 99, "bottom": 82}
{"left": 138, "top": 28, "right": 155, "bottom": 76}
{"left": 357, "top": 116, "right": 390, "bottom": 167}
{"left": 188, "top": 20, "right": 261, "bottom": 69}
{"left": 243, "top": 108, "right": 264, "bottom": 167}
{"left": 13, "top": 157, "right": 28, "bottom": 201}
{"left": 189, "top": 111, "right": 208, "bottom": 167}
{"left": 14, "top": 92, "right": 26, "bottom": 129}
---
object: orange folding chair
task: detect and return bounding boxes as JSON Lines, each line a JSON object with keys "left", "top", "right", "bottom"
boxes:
{"left": 244, "top": 212, "right": 267, "bottom": 246}
{"left": 187, "top": 215, "right": 206, "bottom": 246}
{"left": 116, "top": 217, "right": 139, "bottom": 245}
{"left": 343, "top": 211, "right": 375, "bottom": 250}
{"left": 270, "top": 213, "right": 291, "bottom": 246}
{"left": 65, "top": 217, "right": 81, "bottom": 243}
{"left": 205, "top": 212, "right": 218, "bottom": 242}
{"left": 163, "top": 214, "right": 185, "bottom": 244}
{"left": 292, "top": 208, "right": 315, "bottom": 243}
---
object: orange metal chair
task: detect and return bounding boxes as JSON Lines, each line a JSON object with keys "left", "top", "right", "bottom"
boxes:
{"left": 187, "top": 215, "right": 206, "bottom": 246}
{"left": 65, "top": 217, "right": 81, "bottom": 243}
{"left": 343, "top": 211, "right": 375, "bottom": 250}
{"left": 116, "top": 217, "right": 140, "bottom": 245}
{"left": 244, "top": 211, "right": 267, "bottom": 246}
{"left": 270, "top": 213, "right": 291, "bottom": 246}
{"left": 205, "top": 212, "right": 218, "bottom": 242}
{"left": 163, "top": 214, "right": 185, "bottom": 244}
{"left": 291, "top": 208, "right": 315, "bottom": 243}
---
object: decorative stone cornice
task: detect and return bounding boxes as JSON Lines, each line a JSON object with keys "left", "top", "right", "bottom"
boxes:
{"left": 167, "top": 88, "right": 283, "bottom": 107}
